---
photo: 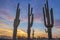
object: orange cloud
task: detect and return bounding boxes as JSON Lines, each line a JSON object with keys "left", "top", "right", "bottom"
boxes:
{"left": 0, "top": 21, "right": 60, "bottom": 38}
{"left": 0, "top": 28, "right": 27, "bottom": 38}
{"left": 0, "top": 8, "right": 14, "bottom": 21}
{"left": 0, "top": 27, "right": 60, "bottom": 38}
{"left": 0, "top": 28, "right": 47, "bottom": 38}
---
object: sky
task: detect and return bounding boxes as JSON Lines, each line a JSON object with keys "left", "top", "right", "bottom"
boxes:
{"left": 0, "top": 0, "right": 60, "bottom": 38}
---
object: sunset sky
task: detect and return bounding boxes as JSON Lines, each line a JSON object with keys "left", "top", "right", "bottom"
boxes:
{"left": 0, "top": 0, "right": 60, "bottom": 38}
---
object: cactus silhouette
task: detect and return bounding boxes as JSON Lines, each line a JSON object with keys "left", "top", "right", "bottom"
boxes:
{"left": 27, "top": 4, "right": 34, "bottom": 40}
{"left": 43, "top": 0, "right": 54, "bottom": 39}
{"left": 13, "top": 3, "right": 20, "bottom": 40}
{"left": 32, "top": 29, "right": 34, "bottom": 39}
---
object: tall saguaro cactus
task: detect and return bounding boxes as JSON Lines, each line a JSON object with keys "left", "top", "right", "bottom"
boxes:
{"left": 13, "top": 3, "right": 20, "bottom": 40}
{"left": 43, "top": 0, "right": 54, "bottom": 39}
{"left": 27, "top": 4, "right": 34, "bottom": 40}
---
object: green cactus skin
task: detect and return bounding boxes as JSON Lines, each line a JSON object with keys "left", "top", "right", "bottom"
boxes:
{"left": 13, "top": 3, "right": 20, "bottom": 40}
{"left": 43, "top": 0, "right": 54, "bottom": 39}
{"left": 27, "top": 4, "right": 34, "bottom": 40}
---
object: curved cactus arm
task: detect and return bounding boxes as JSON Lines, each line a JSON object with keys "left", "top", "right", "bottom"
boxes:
{"left": 18, "top": 8, "right": 20, "bottom": 19}
{"left": 45, "top": 29, "right": 48, "bottom": 33}
{"left": 17, "top": 3, "right": 19, "bottom": 10}
{"left": 50, "top": 8, "right": 54, "bottom": 27}
{"left": 16, "top": 3, "right": 20, "bottom": 19}
{"left": 46, "top": 0, "right": 49, "bottom": 13}
{"left": 45, "top": 1, "right": 50, "bottom": 26}
{"left": 14, "top": 19, "right": 20, "bottom": 27}
{"left": 30, "top": 8, "right": 34, "bottom": 27}
{"left": 14, "top": 4, "right": 20, "bottom": 27}
{"left": 30, "top": 14, "right": 34, "bottom": 27}
{"left": 45, "top": 4, "right": 47, "bottom": 17}
{"left": 31, "top": 8, "right": 33, "bottom": 15}
{"left": 43, "top": 7, "right": 47, "bottom": 27}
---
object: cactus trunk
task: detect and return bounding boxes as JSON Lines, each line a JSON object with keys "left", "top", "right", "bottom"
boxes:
{"left": 27, "top": 28, "right": 31, "bottom": 40}
{"left": 13, "top": 27, "right": 17, "bottom": 40}
{"left": 48, "top": 28, "right": 52, "bottom": 39}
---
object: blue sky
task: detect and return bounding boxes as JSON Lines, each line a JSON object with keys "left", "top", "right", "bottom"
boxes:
{"left": 0, "top": 0, "right": 60, "bottom": 38}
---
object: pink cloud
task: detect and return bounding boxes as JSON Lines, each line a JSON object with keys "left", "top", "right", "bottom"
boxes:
{"left": 0, "top": 8, "right": 14, "bottom": 21}
{"left": 54, "top": 20, "right": 60, "bottom": 28}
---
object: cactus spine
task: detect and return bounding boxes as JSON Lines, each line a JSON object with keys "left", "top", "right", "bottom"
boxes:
{"left": 27, "top": 4, "right": 34, "bottom": 40}
{"left": 13, "top": 3, "right": 20, "bottom": 40}
{"left": 43, "top": 0, "right": 54, "bottom": 39}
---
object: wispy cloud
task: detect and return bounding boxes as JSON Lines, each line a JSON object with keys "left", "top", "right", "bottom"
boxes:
{"left": 0, "top": 28, "right": 27, "bottom": 38}
{"left": 54, "top": 20, "right": 60, "bottom": 27}
{"left": 0, "top": 8, "right": 14, "bottom": 21}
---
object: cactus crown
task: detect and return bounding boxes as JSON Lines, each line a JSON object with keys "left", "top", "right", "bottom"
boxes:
{"left": 43, "top": 0, "right": 54, "bottom": 28}
{"left": 14, "top": 3, "right": 20, "bottom": 27}
{"left": 28, "top": 3, "right": 34, "bottom": 28}
{"left": 15, "top": 3, "right": 20, "bottom": 19}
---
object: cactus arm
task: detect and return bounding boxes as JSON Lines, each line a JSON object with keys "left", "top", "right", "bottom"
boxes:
{"left": 45, "top": 29, "right": 48, "bottom": 33}
{"left": 45, "top": 4, "right": 48, "bottom": 18}
{"left": 14, "top": 19, "right": 20, "bottom": 27}
{"left": 30, "top": 8, "right": 34, "bottom": 27}
{"left": 15, "top": 3, "right": 20, "bottom": 19}
{"left": 46, "top": 0, "right": 49, "bottom": 13}
{"left": 45, "top": 0, "right": 50, "bottom": 26}
{"left": 50, "top": 8, "right": 54, "bottom": 27}
{"left": 14, "top": 4, "right": 20, "bottom": 27}
{"left": 46, "top": 0, "right": 49, "bottom": 17}
{"left": 32, "top": 29, "right": 34, "bottom": 39}
{"left": 30, "top": 14, "right": 34, "bottom": 27}
{"left": 31, "top": 8, "right": 33, "bottom": 15}
{"left": 43, "top": 7, "right": 48, "bottom": 27}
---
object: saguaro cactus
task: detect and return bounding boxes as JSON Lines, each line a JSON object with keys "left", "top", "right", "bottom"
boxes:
{"left": 32, "top": 29, "right": 34, "bottom": 39}
{"left": 27, "top": 4, "right": 34, "bottom": 40}
{"left": 13, "top": 3, "right": 20, "bottom": 40}
{"left": 43, "top": 0, "right": 54, "bottom": 39}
